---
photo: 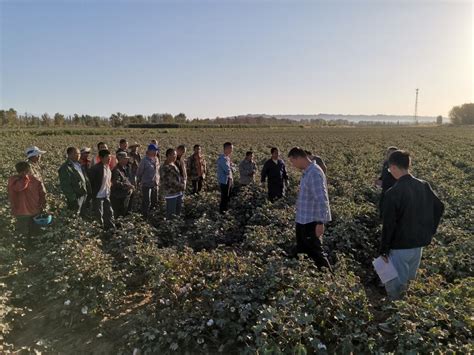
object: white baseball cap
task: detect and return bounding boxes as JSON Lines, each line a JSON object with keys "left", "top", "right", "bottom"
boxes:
{"left": 25, "top": 146, "right": 47, "bottom": 159}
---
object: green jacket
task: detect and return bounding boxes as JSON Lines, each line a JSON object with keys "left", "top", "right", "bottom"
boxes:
{"left": 58, "top": 159, "right": 91, "bottom": 202}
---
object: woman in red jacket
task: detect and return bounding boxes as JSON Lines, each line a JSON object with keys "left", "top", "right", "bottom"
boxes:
{"left": 8, "top": 161, "right": 46, "bottom": 237}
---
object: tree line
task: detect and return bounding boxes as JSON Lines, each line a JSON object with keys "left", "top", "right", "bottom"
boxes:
{"left": 1, "top": 103, "right": 472, "bottom": 127}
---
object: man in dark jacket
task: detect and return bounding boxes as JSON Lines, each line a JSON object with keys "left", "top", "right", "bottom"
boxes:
{"left": 261, "top": 147, "right": 289, "bottom": 202}
{"left": 111, "top": 151, "right": 135, "bottom": 217}
{"left": 58, "top": 147, "right": 91, "bottom": 215}
{"left": 380, "top": 150, "right": 444, "bottom": 300}
{"left": 88, "top": 149, "right": 115, "bottom": 230}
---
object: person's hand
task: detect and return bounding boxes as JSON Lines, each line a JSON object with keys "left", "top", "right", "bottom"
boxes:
{"left": 375, "top": 179, "right": 382, "bottom": 188}
{"left": 315, "top": 224, "right": 324, "bottom": 237}
{"left": 381, "top": 255, "right": 389, "bottom": 263}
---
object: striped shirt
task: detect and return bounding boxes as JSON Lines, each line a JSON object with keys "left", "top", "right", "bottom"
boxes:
{"left": 296, "top": 162, "right": 331, "bottom": 224}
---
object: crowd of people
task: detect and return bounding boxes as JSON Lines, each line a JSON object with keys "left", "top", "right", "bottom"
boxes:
{"left": 7, "top": 140, "right": 444, "bottom": 301}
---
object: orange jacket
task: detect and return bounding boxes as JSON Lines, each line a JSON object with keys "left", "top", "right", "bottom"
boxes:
{"left": 8, "top": 174, "right": 46, "bottom": 216}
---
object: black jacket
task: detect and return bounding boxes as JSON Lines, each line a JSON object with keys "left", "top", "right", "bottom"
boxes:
{"left": 88, "top": 163, "right": 106, "bottom": 198}
{"left": 380, "top": 174, "right": 444, "bottom": 254}
{"left": 261, "top": 159, "right": 288, "bottom": 186}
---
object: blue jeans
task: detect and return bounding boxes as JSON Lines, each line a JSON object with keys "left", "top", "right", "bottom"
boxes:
{"left": 385, "top": 247, "right": 422, "bottom": 300}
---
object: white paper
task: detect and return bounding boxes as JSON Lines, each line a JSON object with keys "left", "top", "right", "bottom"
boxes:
{"left": 372, "top": 256, "right": 399, "bottom": 284}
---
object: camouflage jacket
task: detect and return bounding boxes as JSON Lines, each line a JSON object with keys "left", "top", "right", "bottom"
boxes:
{"left": 160, "top": 162, "right": 185, "bottom": 197}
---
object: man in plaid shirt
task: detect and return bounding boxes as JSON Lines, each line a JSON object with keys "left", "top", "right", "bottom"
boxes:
{"left": 288, "top": 147, "right": 332, "bottom": 270}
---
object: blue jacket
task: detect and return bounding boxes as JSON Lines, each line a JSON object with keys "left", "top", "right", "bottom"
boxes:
{"left": 217, "top": 154, "right": 232, "bottom": 185}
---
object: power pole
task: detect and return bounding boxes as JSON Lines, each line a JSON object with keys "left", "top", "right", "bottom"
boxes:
{"left": 414, "top": 88, "right": 419, "bottom": 125}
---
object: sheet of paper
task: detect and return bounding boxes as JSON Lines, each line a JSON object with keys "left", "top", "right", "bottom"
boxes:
{"left": 372, "top": 256, "right": 399, "bottom": 284}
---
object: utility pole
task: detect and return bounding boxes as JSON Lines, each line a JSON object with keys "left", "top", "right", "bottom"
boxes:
{"left": 414, "top": 88, "right": 419, "bottom": 125}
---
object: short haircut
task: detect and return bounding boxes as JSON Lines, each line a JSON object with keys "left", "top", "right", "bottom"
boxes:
{"left": 15, "top": 161, "right": 30, "bottom": 174}
{"left": 97, "top": 142, "right": 106, "bottom": 149}
{"left": 271, "top": 147, "right": 279, "bottom": 154}
{"left": 177, "top": 144, "right": 186, "bottom": 151}
{"left": 223, "top": 142, "right": 232, "bottom": 149}
{"left": 288, "top": 147, "right": 307, "bottom": 159}
{"left": 388, "top": 150, "right": 410, "bottom": 169}
{"left": 246, "top": 151, "right": 253, "bottom": 157}
{"left": 193, "top": 144, "right": 200, "bottom": 150}
{"left": 119, "top": 139, "right": 127, "bottom": 144}
{"left": 166, "top": 148, "right": 176, "bottom": 157}
{"left": 98, "top": 149, "right": 111, "bottom": 158}
{"left": 66, "top": 146, "right": 77, "bottom": 155}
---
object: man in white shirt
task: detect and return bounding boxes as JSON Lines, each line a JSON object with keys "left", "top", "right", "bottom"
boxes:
{"left": 88, "top": 149, "right": 115, "bottom": 230}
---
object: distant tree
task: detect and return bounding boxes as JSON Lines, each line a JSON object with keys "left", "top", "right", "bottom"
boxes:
{"left": 174, "top": 113, "right": 187, "bottom": 123}
{"left": 449, "top": 103, "right": 474, "bottom": 125}
{"left": 4, "top": 108, "right": 18, "bottom": 126}
{"left": 110, "top": 112, "right": 126, "bottom": 127}
{"left": 54, "top": 112, "right": 65, "bottom": 126}
{"left": 41, "top": 113, "right": 52, "bottom": 126}
{"left": 436, "top": 115, "right": 443, "bottom": 125}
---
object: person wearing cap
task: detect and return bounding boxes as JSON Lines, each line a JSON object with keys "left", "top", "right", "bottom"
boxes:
{"left": 58, "top": 147, "right": 91, "bottom": 215}
{"left": 25, "top": 146, "right": 46, "bottom": 185}
{"left": 176, "top": 145, "right": 188, "bottom": 191}
{"left": 111, "top": 151, "right": 135, "bottom": 217}
{"left": 91, "top": 142, "right": 117, "bottom": 170}
{"left": 128, "top": 142, "right": 141, "bottom": 186}
{"left": 160, "top": 148, "right": 185, "bottom": 219}
{"left": 79, "top": 147, "right": 93, "bottom": 173}
{"left": 150, "top": 139, "right": 161, "bottom": 160}
{"left": 8, "top": 161, "right": 46, "bottom": 238}
{"left": 88, "top": 149, "right": 115, "bottom": 230}
{"left": 137, "top": 144, "right": 160, "bottom": 218}
{"left": 187, "top": 144, "right": 207, "bottom": 194}
{"left": 116, "top": 139, "right": 128, "bottom": 155}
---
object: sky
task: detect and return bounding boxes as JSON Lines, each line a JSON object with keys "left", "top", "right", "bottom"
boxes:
{"left": 0, "top": 0, "right": 472, "bottom": 119}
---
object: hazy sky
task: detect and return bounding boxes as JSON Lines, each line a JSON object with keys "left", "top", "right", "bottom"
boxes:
{"left": 1, "top": 0, "right": 472, "bottom": 118}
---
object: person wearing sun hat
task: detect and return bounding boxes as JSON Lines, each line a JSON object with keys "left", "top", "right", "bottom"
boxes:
{"left": 25, "top": 146, "right": 46, "bottom": 184}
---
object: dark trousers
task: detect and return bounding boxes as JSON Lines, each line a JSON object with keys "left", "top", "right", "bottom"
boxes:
{"left": 268, "top": 183, "right": 284, "bottom": 202}
{"left": 219, "top": 182, "right": 232, "bottom": 213}
{"left": 15, "top": 216, "right": 40, "bottom": 237}
{"left": 192, "top": 177, "right": 204, "bottom": 194}
{"left": 141, "top": 185, "right": 158, "bottom": 218}
{"left": 296, "top": 222, "right": 332, "bottom": 271}
{"left": 93, "top": 197, "right": 115, "bottom": 230}
{"left": 165, "top": 195, "right": 183, "bottom": 219}
{"left": 111, "top": 194, "right": 132, "bottom": 218}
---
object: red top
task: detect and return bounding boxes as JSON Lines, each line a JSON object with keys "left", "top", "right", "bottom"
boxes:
{"left": 8, "top": 174, "right": 46, "bottom": 216}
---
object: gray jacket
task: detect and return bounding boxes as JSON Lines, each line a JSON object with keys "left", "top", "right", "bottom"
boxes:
{"left": 239, "top": 159, "right": 257, "bottom": 185}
